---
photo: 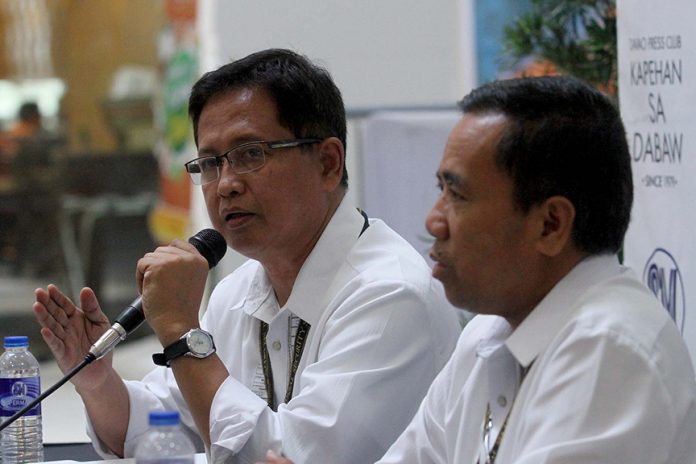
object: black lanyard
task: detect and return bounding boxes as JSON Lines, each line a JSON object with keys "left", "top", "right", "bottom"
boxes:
{"left": 259, "top": 318, "right": 311, "bottom": 411}
{"left": 258, "top": 208, "right": 370, "bottom": 411}
{"left": 358, "top": 208, "right": 369, "bottom": 235}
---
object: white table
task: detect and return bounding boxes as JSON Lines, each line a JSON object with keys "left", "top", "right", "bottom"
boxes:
{"left": 48, "top": 454, "right": 207, "bottom": 463}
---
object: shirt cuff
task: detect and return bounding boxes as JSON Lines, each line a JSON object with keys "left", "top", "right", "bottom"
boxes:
{"left": 84, "top": 411, "right": 120, "bottom": 460}
{"left": 208, "top": 375, "right": 269, "bottom": 461}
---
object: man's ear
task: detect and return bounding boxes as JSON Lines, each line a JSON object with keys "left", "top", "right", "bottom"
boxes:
{"left": 317, "top": 137, "right": 345, "bottom": 191}
{"left": 534, "top": 195, "right": 576, "bottom": 257}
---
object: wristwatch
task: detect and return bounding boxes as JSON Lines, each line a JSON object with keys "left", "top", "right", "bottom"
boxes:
{"left": 152, "top": 328, "right": 216, "bottom": 367}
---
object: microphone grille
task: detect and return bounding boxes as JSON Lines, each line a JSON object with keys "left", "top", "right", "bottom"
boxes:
{"left": 188, "top": 229, "right": 227, "bottom": 268}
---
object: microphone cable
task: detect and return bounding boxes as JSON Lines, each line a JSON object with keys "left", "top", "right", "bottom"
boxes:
{"left": 0, "top": 353, "right": 96, "bottom": 432}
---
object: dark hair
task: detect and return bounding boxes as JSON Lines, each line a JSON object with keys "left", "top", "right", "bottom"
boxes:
{"left": 189, "top": 48, "right": 348, "bottom": 187}
{"left": 18, "top": 102, "right": 40, "bottom": 122}
{"left": 459, "top": 75, "right": 632, "bottom": 255}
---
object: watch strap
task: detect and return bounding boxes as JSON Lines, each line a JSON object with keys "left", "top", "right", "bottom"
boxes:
{"left": 152, "top": 338, "right": 189, "bottom": 367}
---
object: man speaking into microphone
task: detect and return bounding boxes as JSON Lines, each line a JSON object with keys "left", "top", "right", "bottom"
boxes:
{"left": 32, "top": 49, "right": 461, "bottom": 463}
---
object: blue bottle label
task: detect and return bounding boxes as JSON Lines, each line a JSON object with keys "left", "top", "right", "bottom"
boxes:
{"left": 0, "top": 377, "right": 41, "bottom": 417}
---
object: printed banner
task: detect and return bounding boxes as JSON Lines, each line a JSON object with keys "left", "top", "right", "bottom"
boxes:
{"left": 149, "top": 0, "right": 198, "bottom": 244}
{"left": 617, "top": 0, "right": 696, "bottom": 369}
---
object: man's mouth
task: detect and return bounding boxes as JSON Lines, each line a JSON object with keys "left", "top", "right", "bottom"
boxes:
{"left": 429, "top": 249, "right": 449, "bottom": 278}
{"left": 222, "top": 209, "right": 254, "bottom": 227}
{"left": 224, "top": 211, "right": 252, "bottom": 221}
{"left": 429, "top": 249, "right": 444, "bottom": 265}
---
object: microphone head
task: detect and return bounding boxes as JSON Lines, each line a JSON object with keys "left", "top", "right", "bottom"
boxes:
{"left": 188, "top": 229, "right": 227, "bottom": 268}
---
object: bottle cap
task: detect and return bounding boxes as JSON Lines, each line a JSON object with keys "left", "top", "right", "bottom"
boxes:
{"left": 4, "top": 336, "right": 29, "bottom": 348}
{"left": 148, "top": 410, "right": 180, "bottom": 426}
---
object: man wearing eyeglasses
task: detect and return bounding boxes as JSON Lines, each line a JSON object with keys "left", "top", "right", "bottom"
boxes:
{"left": 33, "top": 49, "right": 462, "bottom": 463}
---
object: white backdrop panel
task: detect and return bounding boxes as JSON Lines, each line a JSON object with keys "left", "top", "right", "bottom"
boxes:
{"left": 198, "top": 0, "right": 474, "bottom": 109}
{"left": 618, "top": 0, "right": 696, "bottom": 369}
{"left": 360, "top": 111, "right": 461, "bottom": 260}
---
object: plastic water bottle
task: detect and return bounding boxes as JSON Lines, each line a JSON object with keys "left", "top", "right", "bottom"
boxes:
{"left": 135, "top": 410, "right": 195, "bottom": 464}
{"left": 0, "top": 336, "right": 43, "bottom": 463}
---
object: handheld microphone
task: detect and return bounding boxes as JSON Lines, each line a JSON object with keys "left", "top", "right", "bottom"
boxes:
{"left": 0, "top": 229, "right": 227, "bottom": 434}
{"left": 88, "top": 228, "right": 227, "bottom": 359}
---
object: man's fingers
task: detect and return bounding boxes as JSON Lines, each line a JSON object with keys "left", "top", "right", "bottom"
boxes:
{"left": 263, "top": 450, "right": 290, "bottom": 464}
{"left": 135, "top": 250, "right": 171, "bottom": 294}
{"left": 46, "top": 284, "right": 78, "bottom": 316}
{"left": 39, "top": 326, "right": 66, "bottom": 358}
{"left": 35, "top": 287, "right": 70, "bottom": 332}
{"left": 33, "top": 301, "right": 67, "bottom": 340}
{"left": 79, "top": 287, "right": 109, "bottom": 326}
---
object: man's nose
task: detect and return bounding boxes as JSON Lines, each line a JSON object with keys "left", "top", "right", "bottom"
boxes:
{"left": 425, "top": 199, "right": 449, "bottom": 241}
{"left": 216, "top": 162, "right": 246, "bottom": 197}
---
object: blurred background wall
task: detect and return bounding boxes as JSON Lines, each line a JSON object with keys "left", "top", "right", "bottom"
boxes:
{"left": 0, "top": 0, "right": 164, "bottom": 151}
{"left": 0, "top": 0, "right": 166, "bottom": 357}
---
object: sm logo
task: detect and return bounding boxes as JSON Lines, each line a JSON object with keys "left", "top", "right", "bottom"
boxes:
{"left": 643, "top": 248, "right": 686, "bottom": 332}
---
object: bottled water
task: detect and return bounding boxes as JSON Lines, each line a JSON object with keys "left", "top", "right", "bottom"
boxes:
{"left": 0, "top": 336, "right": 43, "bottom": 463}
{"left": 135, "top": 410, "right": 195, "bottom": 464}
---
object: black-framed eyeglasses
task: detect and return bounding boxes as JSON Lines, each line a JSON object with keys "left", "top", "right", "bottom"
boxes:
{"left": 184, "top": 138, "right": 322, "bottom": 185}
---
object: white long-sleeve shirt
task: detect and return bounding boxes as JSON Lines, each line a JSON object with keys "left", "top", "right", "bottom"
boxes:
{"left": 89, "top": 199, "right": 462, "bottom": 463}
{"left": 379, "top": 254, "right": 696, "bottom": 464}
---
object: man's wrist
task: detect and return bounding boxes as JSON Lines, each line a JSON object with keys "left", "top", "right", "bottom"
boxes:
{"left": 75, "top": 367, "right": 120, "bottom": 397}
{"left": 153, "top": 328, "right": 216, "bottom": 367}
{"left": 153, "top": 320, "right": 200, "bottom": 347}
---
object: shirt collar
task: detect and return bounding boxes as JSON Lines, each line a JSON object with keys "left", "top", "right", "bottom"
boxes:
{"left": 506, "top": 253, "right": 623, "bottom": 368}
{"left": 239, "top": 198, "right": 363, "bottom": 326}
{"left": 239, "top": 264, "right": 276, "bottom": 324}
{"left": 477, "top": 317, "right": 513, "bottom": 357}
{"left": 285, "top": 198, "right": 364, "bottom": 325}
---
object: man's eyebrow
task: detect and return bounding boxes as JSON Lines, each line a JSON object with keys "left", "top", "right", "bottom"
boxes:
{"left": 197, "top": 147, "right": 218, "bottom": 156}
{"left": 198, "top": 136, "right": 264, "bottom": 156}
{"left": 437, "top": 170, "right": 464, "bottom": 188}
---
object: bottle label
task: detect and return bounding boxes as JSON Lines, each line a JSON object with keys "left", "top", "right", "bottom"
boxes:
{"left": 0, "top": 377, "right": 41, "bottom": 417}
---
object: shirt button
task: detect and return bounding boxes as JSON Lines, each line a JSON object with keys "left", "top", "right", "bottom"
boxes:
{"left": 497, "top": 395, "right": 508, "bottom": 407}
{"left": 272, "top": 340, "right": 282, "bottom": 351}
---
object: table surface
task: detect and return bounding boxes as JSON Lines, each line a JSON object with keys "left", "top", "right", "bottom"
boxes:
{"left": 47, "top": 453, "right": 208, "bottom": 463}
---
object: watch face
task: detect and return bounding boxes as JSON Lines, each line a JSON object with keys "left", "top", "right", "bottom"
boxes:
{"left": 187, "top": 330, "right": 214, "bottom": 357}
